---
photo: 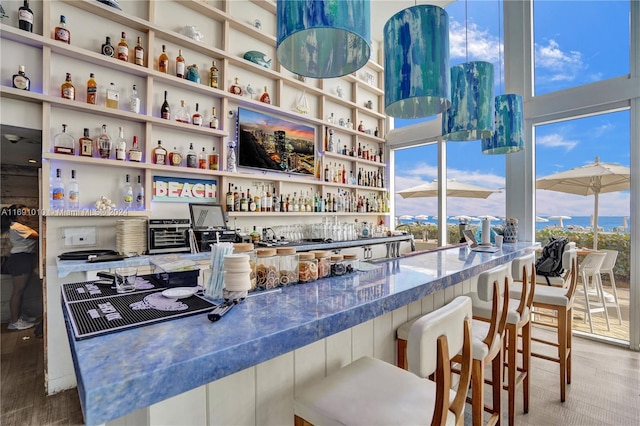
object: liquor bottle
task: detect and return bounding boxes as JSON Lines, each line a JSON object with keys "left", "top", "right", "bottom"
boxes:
{"left": 135, "top": 175, "right": 145, "bottom": 210}
{"left": 117, "top": 32, "right": 128, "bottom": 62}
{"left": 106, "top": 82, "right": 119, "bottom": 109}
{"left": 374, "top": 126, "right": 379, "bottom": 137}
{"left": 229, "top": 77, "right": 242, "bottom": 95}
{"left": 61, "top": 73, "right": 75, "bottom": 100}
{"left": 209, "top": 107, "right": 219, "bottom": 129}
{"left": 122, "top": 174, "right": 134, "bottom": 209}
{"left": 208, "top": 147, "right": 219, "bottom": 170}
{"left": 185, "top": 64, "right": 200, "bottom": 83}
{"left": 324, "top": 163, "right": 329, "bottom": 182}
{"left": 18, "top": 1, "right": 33, "bottom": 32}
{"left": 101, "top": 36, "right": 114, "bottom": 57}
{"left": 192, "top": 103, "right": 202, "bottom": 126}
{"left": 53, "top": 124, "right": 75, "bottom": 155}
{"left": 186, "top": 143, "right": 197, "bottom": 168}
{"left": 248, "top": 188, "right": 255, "bottom": 212}
{"left": 129, "top": 84, "right": 140, "bottom": 113}
{"left": 161, "top": 90, "right": 170, "bottom": 119}
{"left": 86, "top": 73, "right": 97, "bottom": 104}
{"left": 67, "top": 169, "right": 79, "bottom": 209}
{"left": 209, "top": 60, "right": 219, "bottom": 88}
{"left": 158, "top": 44, "right": 169, "bottom": 73}
{"left": 152, "top": 140, "right": 167, "bottom": 165}
{"left": 176, "top": 49, "right": 185, "bottom": 78}
{"left": 175, "top": 100, "right": 189, "bottom": 123}
{"left": 225, "top": 183, "right": 233, "bottom": 211}
{"left": 169, "top": 146, "right": 182, "bottom": 166}
{"left": 259, "top": 86, "right": 271, "bottom": 104}
{"left": 327, "top": 113, "right": 335, "bottom": 124}
{"left": 134, "top": 36, "right": 144, "bottom": 66}
{"left": 250, "top": 226, "right": 260, "bottom": 243}
{"left": 239, "top": 190, "right": 247, "bottom": 212}
{"left": 97, "top": 124, "right": 112, "bottom": 159}
{"left": 233, "top": 186, "right": 240, "bottom": 211}
{"left": 115, "top": 126, "right": 127, "bottom": 161}
{"left": 129, "top": 136, "right": 142, "bottom": 162}
{"left": 79, "top": 128, "right": 93, "bottom": 157}
{"left": 54, "top": 15, "right": 70, "bottom": 44}
{"left": 198, "top": 147, "right": 208, "bottom": 169}
{"left": 327, "top": 129, "right": 334, "bottom": 152}
{"left": 50, "top": 168, "right": 65, "bottom": 210}
{"left": 358, "top": 121, "right": 365, "bottom": 132}
{"left": 12, "top": 66, "right": 30, "bottom": 90}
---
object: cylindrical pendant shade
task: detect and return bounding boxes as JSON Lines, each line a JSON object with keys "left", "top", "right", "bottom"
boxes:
{"left": 442, "top": 61, "right": 495, "bottom": 141}
{"left": 276, "top": 0, "right": 371, "bottom": 79}
{"left": 384, "top": 5, "right": 450, "bottom": 118}
{"left": 481, "top": 94, "right": 524, "bottom": 155}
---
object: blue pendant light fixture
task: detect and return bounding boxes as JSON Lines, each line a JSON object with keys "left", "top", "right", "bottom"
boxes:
{"left": 442, "top": 61, "right": 495, "bottom": 140}
{"left": 276, "top": 0, "right": 371, "bottom": 79}
{"left": 384, "top": 5, "right": 450, "bottom": 118}
{"left": 481, "top": 94, "right": 524, "bottom": 154}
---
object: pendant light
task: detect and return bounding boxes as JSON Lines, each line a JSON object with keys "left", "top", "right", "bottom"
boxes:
{"left": 383, "top": 4, "right": 450, "bottom": 118}
{"left": 276, "top": 0, "right": 371, "bottom": 79}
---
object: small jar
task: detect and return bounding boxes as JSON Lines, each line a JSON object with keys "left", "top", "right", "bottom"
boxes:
{"left": 233, "top": 243, "right": 256, "bottom": 291}
{"left": 277, "top": 247, "right": 299, "bottom": 286}
{"left": 343, "top": 253, "right": 359, "bottom": 274}
{"left": 298, "top": 252, "right": 318, "bottom": 283}
{"left": 330, "top": 254, "right": 347, "bottom": 276}
{"left": 310, "top": 250, "right": 331, "bottom": 279}
{"left": 255, "top": 248, "right": 279, "bottom": 290}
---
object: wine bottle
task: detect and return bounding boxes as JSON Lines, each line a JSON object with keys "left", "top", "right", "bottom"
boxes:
{"left": 158, "top": 44, "right": 169, "bottom": 73}
{"left": 161, "top": 91, "right": 170, "bottom": 119}
{"left": 86, "top": 73, "right": 97, "bottom": 104}
{"left": 54, "top": 15, "right": 70, "bottom": 44}
{"left": 12, "top": 66, "right": 30, "bottom": 90}
{"left": 176, "top": 49, "right": 185, "bottom": 78}
{"left": 67, "top": 170, "right": 79, "bottom": 209}
{"left": 134, "top": 36, "right": 144, "bottom": 66}
{"left": 18, "top": 1, "right": 33, "bottom": 33}
{"left": 117, "top": 32, "right": 128, "bottom": 62}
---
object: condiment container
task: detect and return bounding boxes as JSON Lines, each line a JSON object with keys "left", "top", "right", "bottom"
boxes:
{"left": 343, "top": 253, "right": 359, "bottom": 274}
{"left": 330, "top": 254, "right": 347, "bottom": 276}
{"left": 276, "top": 247, "right": 299, "bottom": 286}
{"left": 255, "top": 248, "right": 279, "bottom": 290}
{"left": 298, "top": 252, "right": 318, "bottom": 283}
{"left": 233, "top": 243, "right": 256, "bottom": 290}
{"left": 310, "top": 250, "right": 331, "bottom": 279}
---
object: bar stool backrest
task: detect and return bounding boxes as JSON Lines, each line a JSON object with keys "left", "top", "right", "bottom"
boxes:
{"left": 599, "top": 249, "right": 618, "bottom": 273}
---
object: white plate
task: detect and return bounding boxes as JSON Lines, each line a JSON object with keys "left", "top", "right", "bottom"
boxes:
{"left": 161, "top": 287, "right": 198, "bottom": 299}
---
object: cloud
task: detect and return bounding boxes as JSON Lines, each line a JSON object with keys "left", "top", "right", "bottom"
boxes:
{"left": 449, "top": 20, "right": 501, "bottom": 63}
{"left": 535, "top": 39, "right": 585, "bottom": 83}
{"left": 537, "top": 133, "right": 578, "bottom": 151}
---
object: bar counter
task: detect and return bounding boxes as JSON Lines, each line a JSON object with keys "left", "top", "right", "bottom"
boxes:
{"left": 63, "top": 242, "right": 535, "bottom": 425}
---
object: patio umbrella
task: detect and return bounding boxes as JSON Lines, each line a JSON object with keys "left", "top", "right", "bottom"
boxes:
{"left": 397, "top": 179, "right": 501, "bottom": 199}
{"left": 547, "top": 215, "right": 572, "bottom": 228}
{"left": 414, "top": 214, "right": 430, "bottom": 223}
{"left": 536, "top": 156, "right": 630, "bottom": 249}
{"left": 536, "top": 216, "right": 549, "bottom": 223}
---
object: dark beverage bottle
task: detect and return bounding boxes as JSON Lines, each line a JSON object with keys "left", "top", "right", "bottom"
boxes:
{"left": 18, "top": 0, "right": 33, "bottom": 32}
{"left": 161, "top": 91, "right": 170, "bottom": 119}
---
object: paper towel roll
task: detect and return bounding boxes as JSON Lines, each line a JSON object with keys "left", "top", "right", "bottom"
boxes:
{"left": 481, "top": 218, "right": 491, "bottom": 245}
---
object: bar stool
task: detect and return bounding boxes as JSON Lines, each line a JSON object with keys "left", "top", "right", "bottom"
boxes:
{"left": 511, "top": 249, "right": 578, "bottom": 402}
{"left": 598, "top": 249, "right": 622, "bottom": 324}
{"left": 294, "top": 296, "right": 474, "bottom": 426}
{"left": 575, "top": 252, "right": 609, "bottom": 333}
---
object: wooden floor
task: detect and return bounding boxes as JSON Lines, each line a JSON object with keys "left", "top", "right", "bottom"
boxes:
{"left": 1, "top": 323, "right": 638, "bottom": 425}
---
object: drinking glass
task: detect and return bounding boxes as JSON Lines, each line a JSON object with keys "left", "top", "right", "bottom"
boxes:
{"left": 115, "top": 266, "right": 137, "bottom": 293}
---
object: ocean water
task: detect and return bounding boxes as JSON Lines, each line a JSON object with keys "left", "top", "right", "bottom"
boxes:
{"left": 397, "top": 216, "right": 630, "bottom": 233}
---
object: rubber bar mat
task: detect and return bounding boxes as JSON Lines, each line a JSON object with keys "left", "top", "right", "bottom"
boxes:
{"left": 62, "top": 276, "right": 167, "bottom": 302}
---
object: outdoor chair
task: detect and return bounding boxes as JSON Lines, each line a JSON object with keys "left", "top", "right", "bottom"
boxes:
{"left": 575, "top": 252, "right": 610, "bottom": 333}
{"left": 598, "top": 249, "right": 623, "bottom": 324}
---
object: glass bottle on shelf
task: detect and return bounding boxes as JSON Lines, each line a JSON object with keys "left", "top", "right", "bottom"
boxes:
{"left": 186, "top": 143, "right": 197, "bottom": 168}
{"left": 115, "top": 126, "right": 127, "bottom": 161}
{"left": 175, "top": 100, "right": 189, "bottom": 123}
{"left": 54, "top": 15, "right": 70, "bottom": 44}
{"left": 106, "top": 82, "right": 119, "bottom": 109}
{"left": 101, "top": 36, "right": 114, "bottom": 57}
{"left": 209, "top": 60, "right": 219, "bottom": 88}
{"left": 229, "top": 77, "right": 242, "bottom": 96}
{"left": 327, "top": 113, "right": 335, "bottom": 124}
{"left": 129, "top": 135, "right": 142, "bottom": 162}
{"left": 18, "top": 0, "right": 33, "bottom": 32}
{"left": 186, "top": 64, "right": 200, "bottom": 83}
{"left": 327, "top": 129, "right": 335, "bottom": 152}
{"left": 152, "top": 140, "right": 167, "bottom": 165}
{"left": 208, "top": 147, "right": 219, "bottom": 170}
{"left": 50, "top": 168, "right": 65, "bottom": 210}
{"left": 227, "top": 140, "right": 237, "bottom": 172}
{"left": 134, "top": 36, "right": 144, "bottom": 66}
{"left": 67, "top": 169, "right": 79, "bottom": 210}
{"left": 374, "top": 126, "right": 379, "bottom": 137}
{"left": 158, "top": 44, "right": 169, "bottom": 73}
{"left": 169, "top": 147, "right": 182, "bottom": 166}
{"left": 135, "top": 175, "right": 144, "bottom": 211}
{"left": 346, "top": 118, "right": 353, "bottom": 129}
{"left": 12, "top": 66, "right": 30, "bottom": 90}
{"left": 198, "top": 147, "right": 208, "bottom": 169}
{"left": 97, "top": 124, "right": 112, "bottom": 159}
{"left": 259, "top": 86, "right": 271, "bottom": 104}
{"left": 209, "top": 107, "right": 219, "bottom": 129}
{"left": 53, "top": 124, "right": 75, "bottom": 155}
{"left": 176, "top": 49, "right": 185, "bottom": 78}
{"left": 86, "top": 73, "right": 97, "bottom": 104}
{"left": 129, "top": 84, "right": 140, "bottom": 113}
{"left": 192, "top": 103, "right": 202, "bottom": 126}
{"left": 358, "top": 121, "right": 365, "bottom": 132}
{"left": 117, "top": 32, "right": 128, "bottom": 62}
{"left": 122, "top": 174, "right": 134, "bottom": 209}
{"left": 61, "top": 73, "right": 75, "bottom": 100}
{"left": 79, "top": 128, "right": 93, "bottom": 157}
{"left": 161, "top": 90, "right": 170, "bottom": 119}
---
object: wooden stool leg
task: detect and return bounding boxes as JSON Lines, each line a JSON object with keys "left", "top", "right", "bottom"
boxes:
{"left": 397, "top": 339, "right": 407, "bottom": 370}
{"left": 492, "top": 348, "right": 504, "bottom": 426}
{"left": 472, "top": 359, "right": 485, "bottom": 426}
{"left": 557, "top": 307, "right": 567, "bottom": 402}
{"left": 567, "top": 307, "right": 573, "bottom": 385}
{"left": 522, "top": 321, "right": 531, "bottom": 414}
{"left": 507, "top": 326, "right": 516, "bottom": 425}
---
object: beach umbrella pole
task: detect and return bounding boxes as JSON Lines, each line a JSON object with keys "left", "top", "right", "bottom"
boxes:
{"left": 593, "top": 192, "right": 599, "bottom": 249}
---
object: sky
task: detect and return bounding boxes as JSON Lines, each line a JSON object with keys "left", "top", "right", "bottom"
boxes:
{"left": 392, "top": 0, "right": 631, "bottom": 220}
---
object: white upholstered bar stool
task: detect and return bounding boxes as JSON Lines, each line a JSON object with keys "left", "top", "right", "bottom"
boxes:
{"left": 294, "top": 296, "right": 474, "bottom": 426}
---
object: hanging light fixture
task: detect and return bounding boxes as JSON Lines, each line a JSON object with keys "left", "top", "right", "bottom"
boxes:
{"left": 383, "top": 4, "right": 450, "bottom": 118}
{"left": 276, "top": 0, "right": 371, "bottom": 79}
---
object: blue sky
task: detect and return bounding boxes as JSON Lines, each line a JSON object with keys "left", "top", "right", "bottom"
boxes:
{"left": 393, "top": 1, "right": 631, "bottom": 220}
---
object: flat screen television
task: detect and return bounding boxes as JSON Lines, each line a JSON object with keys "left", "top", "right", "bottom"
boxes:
{"left": 237, "top": 107, "right": 316, "bottom": 175}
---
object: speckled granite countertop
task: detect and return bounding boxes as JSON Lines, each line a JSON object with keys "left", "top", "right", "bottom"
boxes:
{"left": 63, "top": 242, "right": 535, "bottom": 425}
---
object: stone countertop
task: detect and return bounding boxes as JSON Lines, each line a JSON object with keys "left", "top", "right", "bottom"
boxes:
{"left": 63, "top": 242, "right": 535, "bottom": 425}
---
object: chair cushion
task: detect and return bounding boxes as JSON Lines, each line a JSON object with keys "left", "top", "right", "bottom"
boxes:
{"left": 471, "top": 320, "right": 502, "bottom": 360}
{"left": 294, "top": 356, "right": 458, "bottom": 426}
{"left": 535, "top": 274, "right": 566, "bottom": 287}
{"left": 511, "top": 281, "right": 570, "bottom": 307}
{"left": 397, "top": 317, "right": 417, "bottom": 341}
{"left": 469, "top": 291, "right": 530, "bottom": 324}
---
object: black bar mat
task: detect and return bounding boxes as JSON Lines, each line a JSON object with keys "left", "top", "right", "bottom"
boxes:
{"left": 62, "top": 276, "right": 166, "bottom": 302}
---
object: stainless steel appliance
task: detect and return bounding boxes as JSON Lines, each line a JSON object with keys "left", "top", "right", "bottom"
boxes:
{"left": 147, "top": 219, "right": 191, "bottom": 254}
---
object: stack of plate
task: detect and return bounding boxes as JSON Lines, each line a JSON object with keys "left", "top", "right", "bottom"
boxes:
{"left": 223, "top": 253, "right": 251, "bottom": 292}
{"left": 116, "top": 218, "right": 148, "bottom": 256}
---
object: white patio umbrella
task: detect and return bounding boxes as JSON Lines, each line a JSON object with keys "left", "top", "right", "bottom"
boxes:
{"left": 536, "top": 216, "right": 549, "bottom": 223}
{"left": 414, "top": 214, "right": 430, "bottom": 223}
{"left": 536, "top": 156, "right": 630, "bottom": 248}
{"left": 397, "top": 179, "right": 501, "bottom": 199}
{"left": 547, "top": 215, "right": 571, "bottom": 228}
